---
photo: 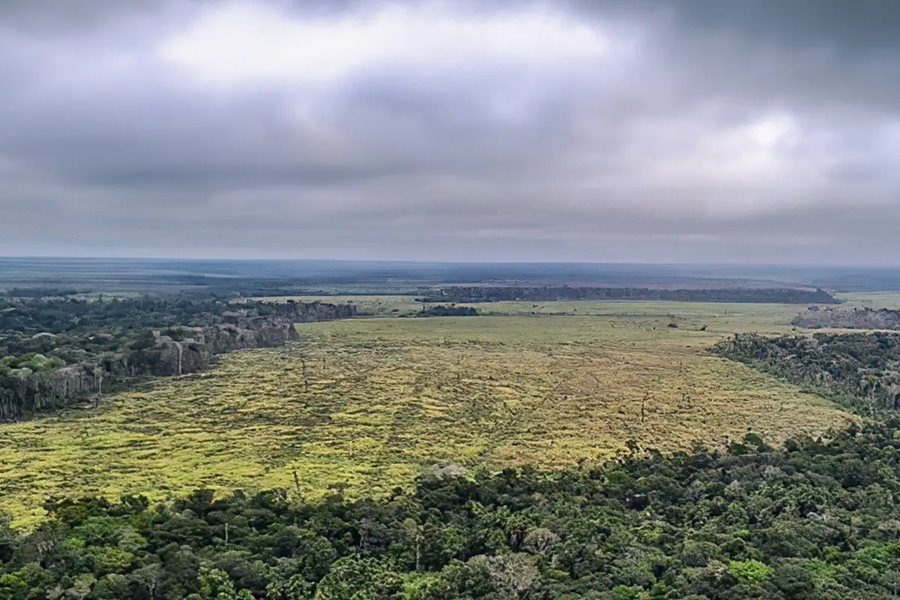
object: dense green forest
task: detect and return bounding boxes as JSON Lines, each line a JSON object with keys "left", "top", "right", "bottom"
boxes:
{"left": 0, "top": 297, "right": 356, "bottom": 421}
{"left": 3, "top": 418, "right": 900, "bottom": 599}
{"left": 712, "top": 332, "right": 900, "bottom": 414}
{"left": 792, "top": 307, "right": 900, "bottom": 330}
{"left": 419, "top": 287, "right": 837, "bottom": 305}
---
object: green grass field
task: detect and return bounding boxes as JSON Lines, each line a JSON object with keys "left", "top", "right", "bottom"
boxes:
{"left": 0, "top": 302, "right": 854, "bottom": 526}
{"left": 257, "top": 295, "right": 814, "bottom": 328}
{"left": 834, "top": 292, "right": 900, "bottom": 309}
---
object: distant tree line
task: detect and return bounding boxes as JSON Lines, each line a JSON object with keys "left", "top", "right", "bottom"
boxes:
{"left": 0, "top": 288, "right": 88, "bottom": 298}
{"left": 417, "top": 305, "right": 479, "bottom": 317}
{"left": 6, "top": 418, "right": 900, "bottom": 598}
{"left": 418, "top": 287, "right": 838, "bottom": 304}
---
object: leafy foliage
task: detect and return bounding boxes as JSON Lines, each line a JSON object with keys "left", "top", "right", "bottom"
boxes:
{"left": 417, "top": 305, "right": 479, "bottom": 317}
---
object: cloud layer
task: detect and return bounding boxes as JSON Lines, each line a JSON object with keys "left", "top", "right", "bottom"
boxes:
{"left": 1, "top": 0, "right": 898, "bottom": 263}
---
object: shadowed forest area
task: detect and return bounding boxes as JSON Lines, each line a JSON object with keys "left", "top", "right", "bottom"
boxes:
{"left": 712, "top": 332, "right": 900, "bottom": 414}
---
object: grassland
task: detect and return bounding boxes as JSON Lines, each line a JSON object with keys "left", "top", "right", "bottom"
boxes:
{"left": 834, "top": 291, "right": 900, "bottom": 309}
{"left": 0, "top": 301, "right": 853, "bottom": 526}
{"left": 259, "top": 295, "right": 815, "bottom": 327}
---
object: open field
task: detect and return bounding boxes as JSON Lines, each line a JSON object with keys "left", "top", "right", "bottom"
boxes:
{"left": 0, "top": 303, "right": 853, "bottom": 526}
{"left": 834, "top": 291, "right": 900, "bottom": 309}
{"left": 259, "top": 295, "right": 815, "bottom": 328}
{"left": 464, "top": 300, "right": 805, "bottom": 330}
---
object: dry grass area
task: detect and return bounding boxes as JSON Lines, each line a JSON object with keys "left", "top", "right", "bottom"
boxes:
{"left": 0, "top": 305, "right": 853, "bottom": 526}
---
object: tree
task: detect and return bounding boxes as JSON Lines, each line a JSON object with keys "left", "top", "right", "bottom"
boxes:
{"left": 187, "top": 566, "right": 253, "bottom": 600}
{"left": 314, "top": 557, "right": 403, "bottom": 600}
{"left": 471, "top": 553, "right": 539, "bottom": 599}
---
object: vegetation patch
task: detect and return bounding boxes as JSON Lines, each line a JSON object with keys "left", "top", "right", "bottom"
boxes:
{"left": 0, "top": 297, "right": 355, "bottom": 420}
{"left": 416, "top": 304, "right": 478, "bottom": 317}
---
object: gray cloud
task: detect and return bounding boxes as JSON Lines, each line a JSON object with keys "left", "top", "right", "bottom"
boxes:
{"left": 0, "top": 0, "right": 898, "bottom": 263}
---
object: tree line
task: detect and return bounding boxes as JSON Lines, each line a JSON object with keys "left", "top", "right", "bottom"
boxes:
{"left": 419, "top": 287, "right": 838, "bottom": 305}
{"left": 416, "top": 305, "right": 479, "bottom": 317}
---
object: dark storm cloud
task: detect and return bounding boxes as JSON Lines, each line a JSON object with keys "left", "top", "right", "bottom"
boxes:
{"left": 0, "top": 0, "right": 898, "bottom": 262}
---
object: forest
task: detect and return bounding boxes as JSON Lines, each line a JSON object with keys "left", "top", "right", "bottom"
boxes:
{"left": 419, "top": 287, "right": 837, "bottom": 305}
{"left": 712, "top": 331, "right": 900, "bottom": 414}
{"left": 0, "top": 297, "right": 356, "bottom": 421}
{"left": 3, "top": 417, "right": 900, "bottom": 599}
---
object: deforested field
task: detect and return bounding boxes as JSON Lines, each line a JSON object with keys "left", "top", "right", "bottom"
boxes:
{"left": 0, "top": 304, "right": 853, "bottom": 525}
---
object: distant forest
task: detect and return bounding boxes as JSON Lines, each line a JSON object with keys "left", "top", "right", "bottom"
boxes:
{"left": 5, "top": 257, "right": 900, "bottom": 292}
{"left": 419, "top": 287, "right": 838, "bottom": 304}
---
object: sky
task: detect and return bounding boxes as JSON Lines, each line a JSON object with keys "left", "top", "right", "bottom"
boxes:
{"left": 1, "top": 0, "right": 899, "bottom": 264}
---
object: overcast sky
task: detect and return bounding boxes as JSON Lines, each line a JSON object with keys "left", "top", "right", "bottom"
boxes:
{"left": 1, "top": 0, "right": 898, "bottom": 264}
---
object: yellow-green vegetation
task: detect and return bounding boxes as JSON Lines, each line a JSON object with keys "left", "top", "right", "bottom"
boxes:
{"left": 0, "top": 304, "right": 853, "bottom": 526}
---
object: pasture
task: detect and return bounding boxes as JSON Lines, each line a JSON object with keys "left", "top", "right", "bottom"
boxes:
{"left": 0, "top": 303, "right": 853, "bottom": 525}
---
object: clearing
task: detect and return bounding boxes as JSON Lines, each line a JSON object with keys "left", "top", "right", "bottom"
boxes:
{"left": 0, "top": 303, "right": 852, "bottom": 525}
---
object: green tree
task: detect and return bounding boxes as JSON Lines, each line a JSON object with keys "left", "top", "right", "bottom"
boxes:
{"left": 314, "top": 557, "right": 403, "bottom": 600}
{"left": 187, "top": 566, "right": 253, "bottom": 600}
{"left": 729, "top": 560, "right": 772, "bottom": 584}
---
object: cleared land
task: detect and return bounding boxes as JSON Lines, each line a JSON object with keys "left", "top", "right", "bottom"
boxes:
{"left": 834, "top": 291, "right": 900, "bottom": 309}
{"left": 258, "top": 295, "right": 815, "bottom": 326}
{"left": 0, "top": 303, "right": 853, "bottom": 525}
